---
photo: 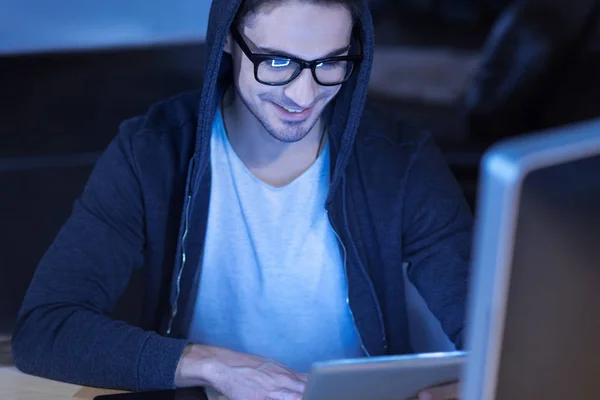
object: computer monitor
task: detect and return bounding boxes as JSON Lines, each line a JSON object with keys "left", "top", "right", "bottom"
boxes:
{"left": 461, "top": 118, "right": 600, "bottom": 400}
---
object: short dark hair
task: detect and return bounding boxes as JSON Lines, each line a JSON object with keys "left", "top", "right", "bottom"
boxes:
{"left": 235, "top": 0, "right": 363, "bottom": 28}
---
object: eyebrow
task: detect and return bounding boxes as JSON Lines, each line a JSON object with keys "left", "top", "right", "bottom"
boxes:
{"left": 255, "top": 44, "right": 351, "bottom": 60}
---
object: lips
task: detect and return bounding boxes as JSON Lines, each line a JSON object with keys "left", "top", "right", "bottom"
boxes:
{"left": 271, "top": 101, "right": 313, "bottom": 121}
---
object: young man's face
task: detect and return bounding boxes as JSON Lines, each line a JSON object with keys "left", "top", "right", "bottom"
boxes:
{"left": 226, "top": 1, "right": 354, "bottom": 143}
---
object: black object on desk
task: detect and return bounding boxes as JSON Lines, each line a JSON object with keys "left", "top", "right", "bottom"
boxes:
{"left": 94, "top": 387, "right": 209, "bottom": 400}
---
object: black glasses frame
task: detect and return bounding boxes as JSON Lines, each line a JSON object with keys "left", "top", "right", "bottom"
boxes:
{"left": 230, "top": 25, "right": 364, "bottom": 87}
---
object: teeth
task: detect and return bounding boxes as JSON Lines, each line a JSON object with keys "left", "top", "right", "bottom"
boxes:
{"left": 283, "top": 107, "right": 303, "bottom": 113}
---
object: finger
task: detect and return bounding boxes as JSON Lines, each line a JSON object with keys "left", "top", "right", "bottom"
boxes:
{"left": 279, "top": 371, "right": 307, "bottom": 390}
{"left": 280, "top": 377, "right": 306, "bottom": 394}
{"left": 418, "top": 391, "right": 433, "bottom": 400}
{"left": 294, "top": 372, "right": 309, "bottom": 383}
{"left": 418, "top": 382, "right": 459, "bottom": 400}
{"left": 271, "top": 388, "right": 304, "bottom": 400}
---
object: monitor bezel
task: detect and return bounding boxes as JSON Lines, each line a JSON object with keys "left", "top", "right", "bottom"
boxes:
{"left": 461, "top": 118, "right": 600, "bottom": 400}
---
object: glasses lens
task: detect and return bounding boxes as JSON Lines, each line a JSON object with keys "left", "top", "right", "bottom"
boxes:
{"left": 315, "top": 60, "right": 353, "bottom": 85}
{"left": 257, "top": 58, "right": 301, "bottom": 84}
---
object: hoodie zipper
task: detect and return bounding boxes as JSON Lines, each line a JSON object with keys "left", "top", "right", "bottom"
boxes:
{"left": 166, "top": 193, "right": 192, "bottom": 336}
{"left": 327, "top": 210, "right": 371, "bottom": 357}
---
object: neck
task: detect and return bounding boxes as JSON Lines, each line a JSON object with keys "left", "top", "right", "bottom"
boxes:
{"left": 221, "top": 86, "right": 327, "bottom": 187}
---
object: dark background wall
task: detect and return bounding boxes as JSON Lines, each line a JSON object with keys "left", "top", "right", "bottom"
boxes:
{"left": 0, "top": 44, "right": 207, "bottom": 334}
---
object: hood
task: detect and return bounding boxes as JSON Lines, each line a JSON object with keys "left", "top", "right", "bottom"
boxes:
{"left": 193, "top": 0, "right": 375, "bottom": 201}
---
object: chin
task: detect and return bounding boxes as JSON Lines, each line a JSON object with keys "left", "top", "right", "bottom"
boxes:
{"left": 265, "top": 120, "right": 317, "bottom": 143}
{"left": 264, "top": 106, "right": 324, "bottom": 143}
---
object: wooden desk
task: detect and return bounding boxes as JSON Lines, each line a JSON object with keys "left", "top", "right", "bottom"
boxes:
{"left": 0, "top": 366, "right": 127, "bottom": 399}
{"left": 0, "top": 366, "right": 222, "bottom": 400}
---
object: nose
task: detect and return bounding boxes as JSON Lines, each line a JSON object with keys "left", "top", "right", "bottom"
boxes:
{"left": 283, "top": 68, "right": 318, "bottom": 109}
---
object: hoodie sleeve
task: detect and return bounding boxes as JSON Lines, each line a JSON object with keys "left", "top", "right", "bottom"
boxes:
{"left": 402, "top": 135, "right": 473, "bottom": 349}
{"left": 11, "top": 119, "right": 189, "bottom": 391}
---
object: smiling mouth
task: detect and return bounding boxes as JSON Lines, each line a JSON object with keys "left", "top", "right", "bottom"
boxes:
{"left": 274, "top": 103, "right": 309, "bottom": 113}
{"left": 281, "top": 106, "right": 305, "bottom": 113}
{"left": 271, "top": 101, "right": 314, "bottom": 121}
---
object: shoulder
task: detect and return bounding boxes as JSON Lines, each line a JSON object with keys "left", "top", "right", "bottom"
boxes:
{"left": 105, "top": 90, "right": 203, "bottom": 181}
{"left": 115, "top": 90, "right": 202, "bottom": 157}
{"left": 354, "top": 100, "right": 438, "bottom": 175}
{"left": 357, "top": 100, "right": 433, "bottom": 152}
{"left": 119, "top": 89, "right": 201, "bottom": 137}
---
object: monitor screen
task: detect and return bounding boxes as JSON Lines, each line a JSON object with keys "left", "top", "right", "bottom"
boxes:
{"left": 462, "top": 118, "right": 600, "bottom": 400}
{"left": 495, "top": 154, "right": 600, "bottom": 399}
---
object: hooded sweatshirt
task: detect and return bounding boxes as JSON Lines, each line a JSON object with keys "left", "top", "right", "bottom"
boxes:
{"left": 11, "top": 0, "right": 473, "bottom": 392}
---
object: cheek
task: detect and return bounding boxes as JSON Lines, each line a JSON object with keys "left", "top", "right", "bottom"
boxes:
{"left": 321, "top": 86, "right": 342, "bottom": 104}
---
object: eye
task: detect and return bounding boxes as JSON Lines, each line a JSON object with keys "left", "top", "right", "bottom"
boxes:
{"left": 316, "top": 61, "right": 342, "bottom": 70}
{"left": 270, "top": 59, "right": 291, "bottom": 68}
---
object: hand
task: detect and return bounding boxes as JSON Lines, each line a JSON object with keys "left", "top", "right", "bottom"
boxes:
{"left": 416, "top": 380, "right": 460, "bottom": 400}
{"left": 175, "top": 344, "right": 307, "bottom": 400}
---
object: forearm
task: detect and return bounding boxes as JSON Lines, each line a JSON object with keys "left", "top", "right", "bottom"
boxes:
{"left": 12, "top": 305, "right": 189, "bottom": 391}
{"left": 402, "top": 136, "right": 473, "bottom": 348}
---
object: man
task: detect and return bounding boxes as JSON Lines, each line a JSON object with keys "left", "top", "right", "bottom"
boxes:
{"left": 12, "top": 0, "right": 472, "bottom": 399}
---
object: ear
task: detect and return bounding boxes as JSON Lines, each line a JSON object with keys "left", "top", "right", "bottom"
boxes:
{"left": 224, "top": 33, "right": 233, "bottom": 55}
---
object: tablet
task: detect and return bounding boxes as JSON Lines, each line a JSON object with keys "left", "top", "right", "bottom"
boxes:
{"left": 94, "top": 387, "right": 210, "bottom": 400}
{"left": 303, "top": 351, "right": 467, "bottom": 400}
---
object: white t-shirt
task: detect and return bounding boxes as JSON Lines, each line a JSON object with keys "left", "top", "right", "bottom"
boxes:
{"left": 188, "top": 108, "right": 364, "bottom": 372}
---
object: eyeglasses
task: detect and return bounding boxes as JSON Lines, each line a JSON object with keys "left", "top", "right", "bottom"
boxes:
{"left": 230, "top": 26, "right": 364, "bottom": 87}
